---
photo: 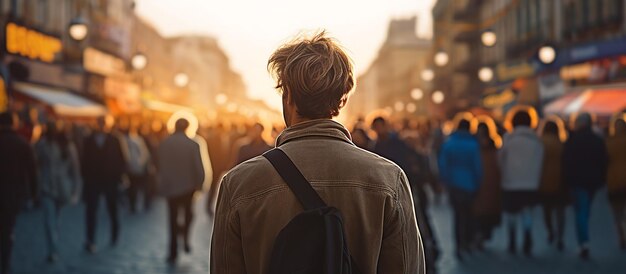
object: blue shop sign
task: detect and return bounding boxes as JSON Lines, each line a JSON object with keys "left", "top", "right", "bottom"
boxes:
{"left": 550, "top": 35, "right": 626, "bottom": 68}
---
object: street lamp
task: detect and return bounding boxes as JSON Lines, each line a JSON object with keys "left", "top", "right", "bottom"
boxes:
{"left": 411, "top": 88, "right": 424, "bottom": 100}
{"left": 394, "top": 101, "right": 405, "bottom": 112}
{"left": 434, "top": 51, "right": 449, "bottom": 67}
{"left": 131, "top": 53, "right": 147, "bottom": 70}
{"left": 478, "top": 67, "right": 494, "bottom": 82}
{"left": 421, "top": 69, "right": 435, "bottom": 82}
{"left": 432, "top": 90, "right": 445, "bottom": 104}
{"left": 215, "top": 93, "right": 228, "bottom": 105}
{"left": 539, "top": 46, "right": 557, "bottom": 65}
{"left": 68, "top": 17, "right": 88, "bottom": 41}
{"left": 481, "top": 30, "right": 497, "bottom": 47}
{"left": 174, "top": 73, "right": 189, "bottom": 88}
{"left": 406, "top": 103, "right": 417, "bottom": 113}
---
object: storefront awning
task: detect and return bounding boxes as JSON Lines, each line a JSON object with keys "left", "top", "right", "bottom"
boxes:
{"left": 13, "top": 82, "right": 107, "bottom": 117}
{"left": 544, "top": 88, "right": 626, "bottom": 117}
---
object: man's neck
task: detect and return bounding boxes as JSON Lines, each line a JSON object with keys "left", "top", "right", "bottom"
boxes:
{"left": 287, "top": 116, "right": 316, "bottom": 127}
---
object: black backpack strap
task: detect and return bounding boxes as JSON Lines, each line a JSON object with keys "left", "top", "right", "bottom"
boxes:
{"left": 263, "top": 148, "right": 326, "bottom": 210}
{"left": 264, "top": 148, "right": 363, "bottom": 274}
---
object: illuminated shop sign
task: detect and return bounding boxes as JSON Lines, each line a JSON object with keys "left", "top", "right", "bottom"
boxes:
{"left": 0, "top": 76, "right": 7, "bottom": 112}
{"left": 5, "top": 22, "right": 62, "bottom": 63}
{"left": 83, "top": 47, "right": 126, "bottom": 77}
{"left": 496, "top": 61, "right": 535, "bottom": 82}
{"left": 482, "top": 89, "right": 517, "bottom": 109}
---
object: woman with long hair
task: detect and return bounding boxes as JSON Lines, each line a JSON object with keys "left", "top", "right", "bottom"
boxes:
{"left": 471, "top": 117, "right": 502, "bottom": 249}
{"left": 538, "top": 118, "right": 568, "bottom": 251}
{"left": 35, "top": 121, "right": 82, "bottom": 262}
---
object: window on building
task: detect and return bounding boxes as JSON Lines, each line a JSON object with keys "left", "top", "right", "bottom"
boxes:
{"left": 14, "top": 0, "right": 24, "bottom": 19}
{"left": 564, "top": 1, "right": 577, "bottom": 38}
{"left": 515, "top": 4, "right": 520, "bottom": 36}
{"left": 610, "top": 0, "right": 624, "bottom": 22}
{"left": 35, "top": 0, "right": 47, "bottom": 27}
{"left": 596, "top": 0, "right": 604, "bottom": 25}
{"left": 582, "top": 0, "right": 590, "bottom": 28}
{"left": 0, "top": 0, "right": 9, "bottom": 14}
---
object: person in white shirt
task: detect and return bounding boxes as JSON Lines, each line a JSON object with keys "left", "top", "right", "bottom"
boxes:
{"left": 499, "top": 110, "right": 544, "bottom": 256}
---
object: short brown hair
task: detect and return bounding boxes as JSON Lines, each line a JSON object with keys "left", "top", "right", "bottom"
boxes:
{"left": 268, "top": 31, "right": 354, "bottom": 119}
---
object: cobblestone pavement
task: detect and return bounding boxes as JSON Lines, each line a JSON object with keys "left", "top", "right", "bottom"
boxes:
{"left": 10, "top": 189, "right": 626, "bottom": 274}
{"left": 430, "top": 188, "right": 626, "bottom": 274}
{"left": 12, "top": 194, "right": 213, "bottom": 274}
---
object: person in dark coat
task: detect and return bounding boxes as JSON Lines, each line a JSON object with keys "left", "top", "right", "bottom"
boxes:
{"left": 351, "top": 127, "right": 373, "bottom": 151}
{"left": 234, "top": 123, "right": 271, "bottom": 165}
{"left": 158, "top": 119, "right": 205, "bottom": 263}
{"left": 563, "top": 113, "right": 608, "bottom": 259}
{"left": 438, "top": 117, "right": 482, "bottom": 260}
{"left": 0, "top": 112, "right": 37, "bottom": 274}
{"left": 539, "top": 120, "right": 568, "bottom": 251}
{"left": 81, "top": 116, "right": 127, "bottom": 253}
{"left": 371, "top": 116, "right": 439, "bottom": 271}
{"left": 472, "top": 121, "right": 502, "bottom": 248}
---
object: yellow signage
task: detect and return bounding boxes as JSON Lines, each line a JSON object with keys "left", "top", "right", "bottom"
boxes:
{"left": 5, "top": 22, "right": 62, "bottom": 63}
{"left": 482, "top": 89, "right": 516, "bottom": 109}
{"left": 0, "top": 77, "right": 7, "bottom": 112}
{"left": 496, "top": 62, "right": 535, "bottom": 82}
{"left": 560, "top": 63, "right": 593, "bottom": 80}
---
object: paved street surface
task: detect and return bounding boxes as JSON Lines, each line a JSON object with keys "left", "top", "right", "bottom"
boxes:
{"left": 11, "top": 189, "right": 626, "bottom": 274}
{"left": 12, "top": 194, "right": 213, "bottom": 274}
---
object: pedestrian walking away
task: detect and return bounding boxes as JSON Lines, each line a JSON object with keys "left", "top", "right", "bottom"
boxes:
{"left": 438, "top": 114, "right": 482, "bottom": 260}
{"left": 499, "top": 108, "right": 544, "bottom": 257}
{"left": 371, "top": 116, "right": 440, "bottom": 271}
{"left": 0, "top": 112, "right": 37, "bottom": 274}
{"left": 538, "top": 119, "right": 568, "bottom": 251}
{"left": 234, "top": 122, "right": 272, "bottom": 165}
{"left": 35, "top": 121, "right": 82, "bottom": 263}
{"left": 471, "top": 119, "right": 502, "bottom": 250}
{"left": 157, "top": 118, "right": 205, "bottom": 264}
{"left": 122, "top": 117, "right": 152, "bottom": 214}
{"left": 81, "top": 116, "right": 127, "bottom": 254}
{"left": 210, "top": 31, "right": 424, "bottom": 274}
{"left": 563, "top": 113, "right": 608, "bottom": 259}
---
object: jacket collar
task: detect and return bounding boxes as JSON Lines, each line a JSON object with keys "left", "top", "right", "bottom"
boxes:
{"left": 513, "top": 126, "right": 536, "bottom": 136}
{"left": 276, "top": 119, "right": 353, "bottom": 147}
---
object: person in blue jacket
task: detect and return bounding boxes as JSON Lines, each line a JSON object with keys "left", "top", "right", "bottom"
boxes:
{"left": 439, "top": 117, "right": 482, "bottom": 260}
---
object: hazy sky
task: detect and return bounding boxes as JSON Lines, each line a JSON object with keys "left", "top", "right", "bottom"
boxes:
{"left": 135, "top": 0, "right": 436, "bottom": 109}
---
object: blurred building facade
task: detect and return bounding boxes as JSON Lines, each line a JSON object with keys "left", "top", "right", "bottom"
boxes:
{"left": 166, "top": 36, "right": 246, "bottom": 110}
{"left": 347, "top": 16, "right": 431, "bottom": 120}
{"left": 431, "top": 0, "right": 471, "bottom": 117}
{"left": 432, "top": 0, "right": 626, "bottom": 120}
{"left": 0, "top": 0, "right": 275, "bottom": 123}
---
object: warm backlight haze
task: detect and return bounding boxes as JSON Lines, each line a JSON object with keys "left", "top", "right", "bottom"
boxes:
{"left": 135, "top": 0, "right": 436, "bottom": 110}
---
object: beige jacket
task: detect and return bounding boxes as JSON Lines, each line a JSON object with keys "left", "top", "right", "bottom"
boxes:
{"left": 211, "top": 119, "right": 424, "bottom": 274}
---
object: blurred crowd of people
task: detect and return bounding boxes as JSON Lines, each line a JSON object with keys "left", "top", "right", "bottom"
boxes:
{"left": 2, "top": 103, "right": 626, "bottom": 274}
{"left": 0, "top": 106, "right": 281, "bottom": 274}
{"left": 350, "top": 107, "right": 626, "bottom": 272}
